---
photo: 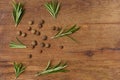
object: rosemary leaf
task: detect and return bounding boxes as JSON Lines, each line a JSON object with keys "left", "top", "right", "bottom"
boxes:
{"left": 14, "top": 62, "right": 26, "bottom": 79}
{"left": 51, "top": 25, "right": 80, "bottom": 42}
{"left": 9, "top": 37, "right": 26, "bottom": 48}
{"left": 53, "top": 61, "right": 62, "bottom": 68}
{"left": 44, "top": 60, "right": 51, "bottom": 70}
{"left": 36, "top": 61, "right": 68, "bottom": 76}
{"left": 12, "top": 0, "right": 24, "bottom": 27}
{"left": 67, "top": 36, "right": 79, "bottom": 43}
{"left": 45, "top": 0, "right": 60, "bottom": 18}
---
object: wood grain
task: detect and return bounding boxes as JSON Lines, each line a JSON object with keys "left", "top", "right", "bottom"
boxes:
{"left": 0, "top": 0, "right": 120, "bottom": 80}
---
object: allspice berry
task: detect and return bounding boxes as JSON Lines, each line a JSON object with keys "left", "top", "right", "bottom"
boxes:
{"left": 59, "top": 45, "right": 64, "bottom": 49}
{"left": 40, "top": 50, "right": 43, "bottom": 53}
{"left": 42, "top": 35, "right": 48, "bottom": 40}
{"left": 21, "top": 33, "right": 27, "bottom": 37}
{"left": 28, "top": 20, "right": 34, "bottom": 25}
{"left": 28, "top": 26, "right": 32, "bottom": 31}
{"left": 31, "top": 40, "right": 37, "bottom": 46}
{"left": 40, "top": 42, "right": 45, "bottom": 48}
{"left": 28, "top": 54, "right": 32, "bottom": 59}
{"left": 31, "top": 29, "right": 36, "bottom": 34}
{"left": 16, "top": 31, "right": 22, "bottom": 36}
{"left": 39, "top": 19, "right": 44, "bottom": 24}
{"left": 36, "top": 31, "right": 41, "bottom": 36}
{"left": 38, "top": 19, "right": 44, "bottom": 29}
{"left": 38, "top": 24, "right": 43, "bottom": 29}
{"left": 45, "top": 43, "right": 51, "bottom": 48}
{"left": 52, "top": 26, "right": 56, "bottom": 30}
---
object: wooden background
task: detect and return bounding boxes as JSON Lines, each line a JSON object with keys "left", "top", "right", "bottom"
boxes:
{"left": 0, "top": 0, "right": 120, "bottom": 80}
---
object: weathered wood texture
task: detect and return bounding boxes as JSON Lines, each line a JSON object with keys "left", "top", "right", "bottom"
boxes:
{"left": 0, "top": 0, "right": 120, "bottom": 80}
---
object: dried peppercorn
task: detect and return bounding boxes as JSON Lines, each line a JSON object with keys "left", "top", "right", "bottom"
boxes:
{"left": 42, "top": 35, "right": 48, "bottom": 40}
{"left": 31, "top": 40, "right": 37, "bottom": 46}
{"left": 31, "top": 29, "right": 36, "bottom": 34}
{"left": 59, "top": 45, "right": 64, "bottom": 49}
{"left": 40, "top": 42, "right": 45, "bottom": 48}
{"left": 28, "top": 54, "right": 32, "bottom": 59}
{"left": 40, "top": 50, "right": 43, "bottom": 53}
{"left": 28, "top": 26, "right": 32, "bottom": 31}
{"left": 38, "top": 24, "right": 43, "bottom": 29}
{"left": 28, "top": 20, "right": 34, "bottom": 25}
{"left": 39, "top": 19, "right": 44, "bottom": 24}
{"left": 52, "top": 26, "right": 56, "bottom": 30}
{"left": 16, "top": 31, "right": 22, "bottom": 36}
{"left": 21, "top": 33, "right": 27, "bottom": 37}
{"left": 45, "top": 43, "right": 51, "bottom": 48}
{"left": 36, "top": 31, "right": 41, "bottom": 36}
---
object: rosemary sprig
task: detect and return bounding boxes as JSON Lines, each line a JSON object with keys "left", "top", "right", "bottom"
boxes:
{"left": 12, "top": 0, "right": 24, "bottom": 27}
{"left": 36, "top": 60, "right": 68, "bottom": 76}
{"left": 14, "top": 62, "right": 26, "bottom": 80}
{"left": 51, "top": 25, "right": 80, "bottom": 41}
{"left": 45, "top": 0, "right": 60, "bottom": 18}
{"left": 9, "top": 37, "right": 26, "bottom": 48}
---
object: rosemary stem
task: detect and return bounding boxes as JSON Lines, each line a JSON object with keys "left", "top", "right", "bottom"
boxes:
{"left": 51, "top": 32, "right": 72, "bottom": 39}
{"left": 15, "top": 24, "right": 17, "bottom": 27}
{"left": 14, "top": 77, "right": 17, "bottom": 80}
{"left": 36, "top": 66, "right": 67, "bottom": 76}
{"left": 36, "top": 61, "right": 68, "bottom": 76}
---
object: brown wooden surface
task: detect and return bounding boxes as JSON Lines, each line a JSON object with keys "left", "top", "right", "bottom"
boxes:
{"left": 0, "top": 0, "right": 120, "bottom": 80}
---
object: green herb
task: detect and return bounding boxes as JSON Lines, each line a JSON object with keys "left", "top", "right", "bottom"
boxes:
{"left": 14, "top": 62, "right": 26, "bottom": 80}
{"left": 51, "top": 25, "right": 80, "bottom": 42}
{"left": 35, "top": 60, "right": 68, "bottom": 76}
{"left": 45, "top": 0, "right": 60, "bottom": 18}
{"left": 9, "top": 37, "right": 26, "bottom": 48}
{"left": 12, "top": 0, "right": 24, "bottom": 27}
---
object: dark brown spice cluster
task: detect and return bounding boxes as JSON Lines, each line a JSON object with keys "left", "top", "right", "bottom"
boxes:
{"left": 15, "top": 20, "right": 64, "bottom": 56}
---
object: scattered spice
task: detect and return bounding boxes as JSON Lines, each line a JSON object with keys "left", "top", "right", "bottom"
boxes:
{"left": 28, "top": 20, "right": 34, "bottom": 25}
{"left": 45, "top": 43, "right": 51, "bottom": 48}
{"left": 36, "top": 31, "right": 41, "bottom": 36}
{"left": 31, "top": 29, "right": 36, "bottom": 34}
{"left": 28, "top": 54, "right": 32, "bottom": 59}
{"left": 40, "top": 42, "right": 45, "bottom": 48}
{"left": 40, "top": 50, "right": 43, "bottom": 53}
{"left": 59, "top": 45, "right": 64, "bottom": 49}
{"left": 39, "top": 19, "right": 44, "bottom": 24}
{"left": 42, "top": 35, "right": 48, "bottom": 40}
{"left": 16, "top": 31, "right": 22, "bottom": 36}
{"left": 21, "top": 33, "right": 27, "bottom": 37}
{"left": 52, "top": 26, "right": 56, "bottom": 30}
{"left": 31, "top": 40, "right": 37, "bottom": 46}
{"left": 28, "top": 26, "right": 32, "bottom": 31}
{"left": 38, "top": 24, "right": 43, "bottom": 29}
